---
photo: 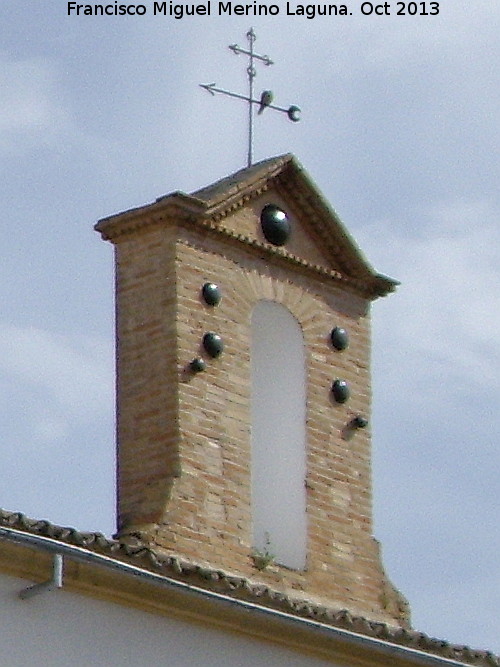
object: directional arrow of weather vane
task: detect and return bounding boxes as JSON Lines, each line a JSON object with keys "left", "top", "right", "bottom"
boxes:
{"left": 200, "top": 27, "right": 301, "bottom": 167}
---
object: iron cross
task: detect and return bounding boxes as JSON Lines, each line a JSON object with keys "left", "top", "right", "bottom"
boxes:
{"left": 200, "top": 28, "right": 301, "bottom": 167}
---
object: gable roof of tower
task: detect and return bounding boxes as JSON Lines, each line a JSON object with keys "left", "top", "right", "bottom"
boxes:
{"left": 96, "top": 154, "right": 398, "bottom": 299}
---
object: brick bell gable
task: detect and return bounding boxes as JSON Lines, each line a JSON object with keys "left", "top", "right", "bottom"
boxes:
{"left": 95, "top": 154, "right": 408, "bottom": 628}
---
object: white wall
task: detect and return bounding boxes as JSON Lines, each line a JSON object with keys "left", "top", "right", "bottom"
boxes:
{"left": 0, "top": 571, "right": 345, "bottom": 667}
{"left": 251, "top": 301, "right": 307, "bottom": 570}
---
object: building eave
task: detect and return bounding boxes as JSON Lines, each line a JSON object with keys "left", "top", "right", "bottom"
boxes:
{"left": 0, "top": 512, "right": 496, "bottom": 667}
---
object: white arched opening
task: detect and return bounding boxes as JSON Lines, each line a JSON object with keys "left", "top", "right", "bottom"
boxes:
{"left": 250, "top": 300, "right": 307, "bottom": 570}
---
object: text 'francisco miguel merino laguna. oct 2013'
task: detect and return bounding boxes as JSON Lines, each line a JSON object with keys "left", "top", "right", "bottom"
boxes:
{"left": 66, "top": 1, "right": 440, "bottom": 18}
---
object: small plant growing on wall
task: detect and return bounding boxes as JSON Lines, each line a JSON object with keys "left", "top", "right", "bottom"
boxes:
{"left": 251, "top": 533, "right": 275, "bottom": 571}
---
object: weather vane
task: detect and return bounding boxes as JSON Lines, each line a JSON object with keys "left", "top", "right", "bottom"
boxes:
{"left": 200, "top": 28, "right": 301, "bottom": 168}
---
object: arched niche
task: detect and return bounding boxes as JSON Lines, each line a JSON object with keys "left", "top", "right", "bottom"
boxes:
{"left": 250, "top": 300, "right": 307, "bottom": 570}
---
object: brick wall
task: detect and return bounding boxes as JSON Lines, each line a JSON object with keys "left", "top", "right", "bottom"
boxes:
{"left": 102, "top": 187, "right": 408, "bottom": 627}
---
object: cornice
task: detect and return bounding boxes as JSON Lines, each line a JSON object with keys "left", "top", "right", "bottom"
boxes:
{"left": 95, "top": 155, "right": 398, "bottom": 298}
{"left": 95, "top": 201, "right": 394, "bottom": 300}
{"left": 183, "top": 218, "right": 382, "bottom": 299}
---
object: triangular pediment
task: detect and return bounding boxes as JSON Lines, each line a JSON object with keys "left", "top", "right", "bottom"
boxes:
{"left": 189, "top": 154, "right": 397, "bottom": 298}
{"left": 96, "top": 154, "right": 397, "bottom": 298}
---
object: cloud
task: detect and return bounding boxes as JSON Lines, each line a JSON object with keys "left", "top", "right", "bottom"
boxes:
{"left": 0, "top": 324, "right": 113, "bottom": 424}
{"left": 360, "top": 197, "right": 500, "bottom": 651}
{"left": 310, "top": 1, "right": 500, "bottom": 72}
{"left": 360, "top": 198, "right": 500, "bottom": 391}
{"left": 0, "top": 53, "right": 116, "bottom": 169}
{"left": 0, "top": 54, "right": 72, "bottom": 150}
{"left": 0, "top": 324, "right": 115, "bottom": 531}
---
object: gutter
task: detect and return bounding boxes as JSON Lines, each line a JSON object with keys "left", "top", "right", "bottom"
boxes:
{"left": 0, "top": 526, "right": 476, "bottom": 667}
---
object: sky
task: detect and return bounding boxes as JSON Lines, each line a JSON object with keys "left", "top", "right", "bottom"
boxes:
{"left": 1, "top": 0, "right": 498, "bottom": 655}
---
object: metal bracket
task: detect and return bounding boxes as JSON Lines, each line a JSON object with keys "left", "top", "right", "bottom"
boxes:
{"left": 19, "top": 554, "right": 63, "bottom": 600}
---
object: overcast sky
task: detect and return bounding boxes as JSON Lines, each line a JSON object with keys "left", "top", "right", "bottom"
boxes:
{"left": 1, "top": 0, "right": 498, "bottom": 655}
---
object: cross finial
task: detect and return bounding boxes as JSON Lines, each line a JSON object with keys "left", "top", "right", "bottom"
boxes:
{"left": 200, "top": 28, "right": 301, "bottom": 167}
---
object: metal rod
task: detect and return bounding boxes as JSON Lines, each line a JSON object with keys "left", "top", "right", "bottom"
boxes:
{"left": 19, "top": 553, "right": 63, "bottom": 600}
{"left": 228, "top": 44, "right": 273, "bottom": 66}
{"left": 199, "top": 84, "right": 292, "bottom": 115}
{"left": 247, "top": 28, "right": 255, "bottom": 167}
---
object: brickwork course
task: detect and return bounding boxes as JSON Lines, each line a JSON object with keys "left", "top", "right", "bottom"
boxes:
{"left": 95, "top": 154, "right": 408, "bottom": 628}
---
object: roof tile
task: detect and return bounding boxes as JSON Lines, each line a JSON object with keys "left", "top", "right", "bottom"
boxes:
{"left": 0, "top": 509, "right": 497, "bottom": 667}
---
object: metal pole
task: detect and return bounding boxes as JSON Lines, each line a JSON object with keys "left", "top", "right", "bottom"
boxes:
{"left": 247, "top": 28, "right": 256, "bottom": 167}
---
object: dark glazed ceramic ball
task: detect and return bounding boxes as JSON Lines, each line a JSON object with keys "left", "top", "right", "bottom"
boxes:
{"left": 190, "top": 358, "right": 206, "bottom": 373}
{"left": 203, "top": 332, "right": 224, "bottom": 358}
{"left": 260, "top": 205, "right": 291, "bottom": 246}
{"left": 331, "top": 379, "right": 350, "bottom": 404}
{"left": 202, "top": 282, "right": 221, "bottom": 306}
{"left": 330, "top": 327, "right": 349, "bottom": 351}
